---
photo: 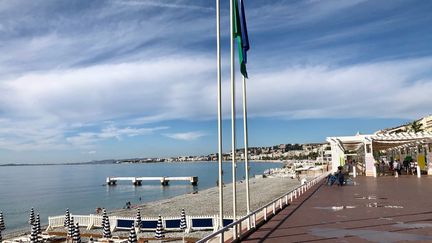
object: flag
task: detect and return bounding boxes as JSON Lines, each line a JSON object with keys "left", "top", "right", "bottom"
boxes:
{"left": 233, "top": 0, "right": 250, "bottom": 78}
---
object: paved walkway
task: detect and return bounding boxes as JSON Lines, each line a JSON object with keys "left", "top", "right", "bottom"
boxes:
{"left": 242, "top": 175, "right": 432, "bottom": 243}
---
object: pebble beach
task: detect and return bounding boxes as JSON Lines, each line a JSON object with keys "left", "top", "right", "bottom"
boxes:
{"left": 4, "top": 174, "right": 313, "bottom": 241}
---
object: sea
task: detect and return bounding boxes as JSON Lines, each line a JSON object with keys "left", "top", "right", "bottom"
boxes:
{"left": 0, "top": 161, "right": 280, "bottom": 233}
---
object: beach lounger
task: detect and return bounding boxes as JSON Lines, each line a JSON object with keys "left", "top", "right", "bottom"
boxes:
{"left": 140, "top": 220, "right": 158, "bottom": 231}
{"left": 116, "top": 219, "right": 134, "bottom": 229}
{"left": 165, "top": 218, "right": 181, "bottom": 230}
{"left": 191, "top": 218, "right": 214, "bottom": 230}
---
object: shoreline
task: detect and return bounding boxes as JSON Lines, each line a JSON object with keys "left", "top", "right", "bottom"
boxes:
{"left": 0, "top": 160, "right": 284, "bottom": 167}
{"left": 3, "top": 172, "right": 310, "bottom": 240}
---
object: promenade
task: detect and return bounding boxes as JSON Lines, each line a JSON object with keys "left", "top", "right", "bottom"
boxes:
{"left": 243, "top": 175, "right": 432, "bottom": 243}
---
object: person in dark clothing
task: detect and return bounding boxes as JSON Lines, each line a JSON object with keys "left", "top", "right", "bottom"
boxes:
{"left": 327, "top": 173, "right": 337, "bottom": 186}
{"left": 337, "top": 166, "right": 345, "bottom": 186}
{"left": 403, "top": 159, "right": 409, "bottom": 174}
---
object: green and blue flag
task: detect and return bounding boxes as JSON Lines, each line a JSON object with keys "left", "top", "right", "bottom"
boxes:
{"left": 233, "top": 0, "right": 250, "bottom": 78}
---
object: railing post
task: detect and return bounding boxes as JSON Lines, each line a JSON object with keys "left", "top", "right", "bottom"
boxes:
{"left": 285, "top": 195, "right": 288, "bottom": 205}
{"left": 252, "top": 213, "right": 256, "bottom": 228}
{"left": 279, "top": 198, "right": 283, "bottom": 209}
{"left": 264, "top": 207, "right": 267, "bottom": 221}
{"left": 247, "top": 216, "right": 251, "bottom": 230}
{"left": 290, "top": 192, "right": 293, "bottom": 202}
{"left": 272, "top": 202, "right": 276, "bottom": 215}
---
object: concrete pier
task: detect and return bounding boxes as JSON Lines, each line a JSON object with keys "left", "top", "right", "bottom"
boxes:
{"left": 106, "top": 176, "right": 198, "bottom": 186}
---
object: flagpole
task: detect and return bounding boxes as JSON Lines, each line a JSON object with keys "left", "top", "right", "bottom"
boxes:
{"left": 230, "top": 0, "right": 238, "bottom": 239}
{"left": 242, "top": 74, "right": 250, "bottom": 217}
{"left": 216, "top": 0, "right": 224, "bottom": 242}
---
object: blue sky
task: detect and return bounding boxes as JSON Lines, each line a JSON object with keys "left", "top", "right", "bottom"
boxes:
{"left": 0, "top": 0, "right": 431, "bottom": 163}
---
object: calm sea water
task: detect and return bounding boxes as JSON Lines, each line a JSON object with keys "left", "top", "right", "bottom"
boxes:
{"left": 0, "top": 161, "right": 280, "bottom": 232}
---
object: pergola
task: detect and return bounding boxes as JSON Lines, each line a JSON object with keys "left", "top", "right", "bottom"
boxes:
{"left": 327, "top": 132, "right": 432, "bottom": 176}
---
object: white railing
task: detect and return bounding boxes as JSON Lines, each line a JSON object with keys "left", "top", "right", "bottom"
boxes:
{"left": 72, "top": 215, "right": 92, "bottom": 227}
{"left": 47, "top": 214, "right": 103, "bottom": 230}
{"left": 92, "top": 215, "right": 104, "bottom": 228}
{"left": 47, "top": 215, "right": 64, "bottom": 229}
{"left": 47, "top": 213, "right": 232, "bottom": 232}
{"left": 197, "top": 172, "right": 329, "bottom": 243}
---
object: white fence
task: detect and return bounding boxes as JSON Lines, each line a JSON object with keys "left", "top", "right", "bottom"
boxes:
{"left": 47, "top": 214, "right": 234, "bottom": 232}
{"left": 197, "top": 172, "right": 329, "bottom": 243}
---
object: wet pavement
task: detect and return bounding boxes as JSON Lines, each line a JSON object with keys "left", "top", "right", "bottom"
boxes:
{"left": 242, "top": 176, "right": 432, "bottom": 243}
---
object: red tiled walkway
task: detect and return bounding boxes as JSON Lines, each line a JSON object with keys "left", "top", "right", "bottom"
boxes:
{"left": 242, "top": 176, "right": 432, "bottom": 243}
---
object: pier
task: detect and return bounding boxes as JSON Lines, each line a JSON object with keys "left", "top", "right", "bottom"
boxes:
{"left": 106, "top": 176, "right": 198, "bottom": 186}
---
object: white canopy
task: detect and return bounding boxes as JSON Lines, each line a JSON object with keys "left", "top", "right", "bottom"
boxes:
{"left": 327, "top": 132, "right": 432, "bottom": 152}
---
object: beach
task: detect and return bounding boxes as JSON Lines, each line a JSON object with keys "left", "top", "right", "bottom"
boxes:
{"left": 112, "top": 175, "right": 303, "bottom": 217}
{"left": 4, "top": 173, "right": 309, "bottom": 241}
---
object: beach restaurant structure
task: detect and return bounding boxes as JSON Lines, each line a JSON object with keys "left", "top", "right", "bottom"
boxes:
{"left": 327, "top": 132, "right": 432, "bottom": 176}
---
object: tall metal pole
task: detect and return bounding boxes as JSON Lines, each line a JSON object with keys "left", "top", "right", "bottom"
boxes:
{"left": 216, "top": 0, "right": 224, "bottom": 242}
{"left": 242, "top": 75, "right": 250, "bottom": 216}
{"left": 230, "top": 0, "right": 237, "bottom": 238}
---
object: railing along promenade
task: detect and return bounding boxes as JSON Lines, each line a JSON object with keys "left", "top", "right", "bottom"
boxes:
{"left": 197, "top": 172, "right": 329, "bottom": 243}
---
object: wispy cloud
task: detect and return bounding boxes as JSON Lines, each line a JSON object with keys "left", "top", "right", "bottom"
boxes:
{"left": 0, "top": 0, "right": 431, "bottom": 161}
{"left": 114, "top": 0, "right": 214, "bottom": 11}
{"left": 246, "top": 57, "right": 432, "bottom": 119}
{"left": 66, "top": 125, "right": 168, "bottom": 147}
{"left": 1, "top": 56, "right": 432, "bottom": 151}
{"left": 164, "top": 131, "right": 206, "bottom": 141}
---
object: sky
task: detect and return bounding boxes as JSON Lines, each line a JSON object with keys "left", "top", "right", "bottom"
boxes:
{"left": 0, "top": 0, "right": 431, "bottom": 163}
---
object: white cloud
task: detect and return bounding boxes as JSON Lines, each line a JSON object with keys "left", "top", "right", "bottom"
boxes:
{"left": 115, "top": 0, "right": 214, "bottom": 11}
{"left": 248, "top": 0, "right": 367, "bottom": 31}
{"left": 0, "top": 0, "right": 431, "bottom": 156}
{"left": 66, "top": 125, "right": 168, "bottom": 147}
{"left": 1, "top": 56, "right": 432, "bottom": 151}
{"left": 246, "top": 57, "right": 432, "bottom": 119}
{"left": 164, "top": 131, "right": 206, "bottom": 141}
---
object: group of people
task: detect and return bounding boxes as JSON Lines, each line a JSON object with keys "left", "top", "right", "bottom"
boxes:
{"left": 377, "top": 157, "right": 416, "bottom": 176}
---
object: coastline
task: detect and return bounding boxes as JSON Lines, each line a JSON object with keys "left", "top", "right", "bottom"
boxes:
{"left": 3, "top": 173, "right": 308, "bottom": 240}
{"left": 109, "top": 175, "right": 299, "bottom": 217}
